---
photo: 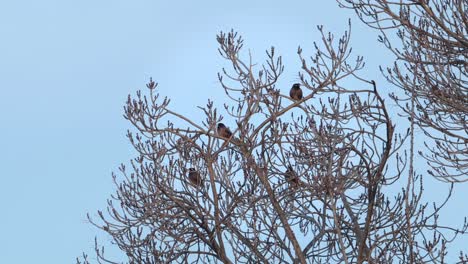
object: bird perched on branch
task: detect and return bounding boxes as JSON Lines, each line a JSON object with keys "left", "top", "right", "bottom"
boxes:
{"left": 289, "top": 83, "right": 303, "bottom": 101}
{"left": 217, "top": 123, "right": 233, "bottom": 139}
{"left": 285, "top": 165, "right": 300, "bottom": 187}
{"left": 430, "top": 85, "right": 443, "bottom": 97}
{"left": 188, "top": 168, "right": 202, "bottom": 186}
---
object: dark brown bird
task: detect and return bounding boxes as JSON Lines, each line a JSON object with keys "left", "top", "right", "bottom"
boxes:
{"left": 188, "top": 168, "right": 202, "bottom": 186}
{"left": 285, "top": 165, "right": 300, "bottom": 186}
{"left": 430, "top": 85, "right": 443, "bottom": 97}
{"left": 217, "top": 123, "right": 233, "bottom": 139}
{"left": 289, "top": 83, "right": 303, "bottom": 101}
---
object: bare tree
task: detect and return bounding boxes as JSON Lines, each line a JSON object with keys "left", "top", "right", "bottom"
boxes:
{"left": 78, "top": 24, "right": 467, "bottom": 264}
{"left": 336, "top": 0, "right": 468, "bottom": 182}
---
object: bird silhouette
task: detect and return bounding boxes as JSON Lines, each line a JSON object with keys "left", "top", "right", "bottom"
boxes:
{"left": 430, "top": 85, "right": 443, "bottom": 97}
{"left": 217, "top": 123, "right": 233, "bottom": 139}
{"left": 188, "top": 168, "right": 202, "bottom": 186}
{"left": 289, "top": 83, "right": 303, "bottom": 101}
{"left": 285, "top": 165, "right": 300, "bottom": 186}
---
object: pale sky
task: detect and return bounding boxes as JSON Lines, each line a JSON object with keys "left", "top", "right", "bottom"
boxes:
{"left": 0, "top": 1, "right": 465, "bottom": 263}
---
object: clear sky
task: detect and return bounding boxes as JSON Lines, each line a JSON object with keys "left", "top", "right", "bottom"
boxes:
{"left": 0, "top": 0, "right": 465, "bottom": 263}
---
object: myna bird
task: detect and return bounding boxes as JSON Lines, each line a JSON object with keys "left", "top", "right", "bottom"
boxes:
{"left": 217, "top": 123, "right": 233, "bottom": 139}
{"left": 289, "top": 83, "right": 303, "bottom": 101}
{"left": 188, "top": 168, "right": 202, "bottom": 186}
{"left": 285, "top": 165, "right": 300, "bottom": 186}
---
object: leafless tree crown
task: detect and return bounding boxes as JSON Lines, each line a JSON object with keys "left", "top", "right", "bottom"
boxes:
{"left": 337, "top": 0, "right": 468, "bottom": 182}
{"left": 77, "top": 19, "right": 467, "bottom": 264}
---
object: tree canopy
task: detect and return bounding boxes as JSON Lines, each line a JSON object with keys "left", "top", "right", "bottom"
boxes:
{"left": 78, "top": 1, "right": 467, "bottom": 263}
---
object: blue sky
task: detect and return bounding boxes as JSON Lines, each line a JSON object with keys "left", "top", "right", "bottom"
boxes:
{"left": 0, "top": 1, "right": 465, "bottom": 263}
